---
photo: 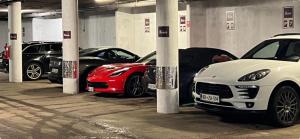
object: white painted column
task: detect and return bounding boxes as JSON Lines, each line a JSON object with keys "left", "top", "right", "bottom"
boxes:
{"left": 8, "top": 2, "right": 22, "bottom": 83}
{"left": 62, "top": 0, "right": 79, "bottom": 94}
{"left": 8, "top": 5, "right": 12, "bottom": 82}
{"left": 186, "top": 3, "right": 191, "bottom": 48}
{"left": 156, "top": 0, "right": 179, "bottom": 114}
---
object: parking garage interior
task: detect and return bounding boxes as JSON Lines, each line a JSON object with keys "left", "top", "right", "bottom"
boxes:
{"left": 0, "top": 0, "right": 300, "bottom": 138}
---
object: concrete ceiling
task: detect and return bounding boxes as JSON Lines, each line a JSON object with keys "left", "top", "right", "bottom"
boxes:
{"left": 0, "top": 0, "right": 190, "bottom": 19}
{"left": 0, "top": 0, "right": 141, "bottom": 19}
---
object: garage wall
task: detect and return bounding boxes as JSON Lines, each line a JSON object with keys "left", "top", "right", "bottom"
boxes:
{"left": 32, "top": 18, "right": 63, "bottom": 42}
{"left": 190, "top": 1, "right": 207, "bottom": 48}
{"left": 0, "top": 21, "right": 8, "bottom": 51}
{"left": 23, "top": 19, "right": 33, "bottom": 42}
{"left": 116, "top": 11, "right": 135, "bottom": 54}
{"left": 191, "top": 0, "right": 300, "bottom": 57}
{"left": 116, "top": 11, "right": 187, "bottom": 57}
{"left": 79, "top": 15, "right": 116, "bottom": 49}
{"left": 0, "top": 20, "right": 33, "bottom": 52}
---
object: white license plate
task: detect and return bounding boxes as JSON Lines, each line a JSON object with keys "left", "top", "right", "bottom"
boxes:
{"left": 148, "top": 84, "right": 156, "bottom": 90}
{"left": 88, "top": 87, "right": 94, "bottom": 92}
{"left": 200, "top": 94, "right": 220, "bottom": 103}
{"left": 51, "top": 68, "right": 58, "bottom": 73}
{"left": 0, "top": 59, "right": 2, "bottom": 63}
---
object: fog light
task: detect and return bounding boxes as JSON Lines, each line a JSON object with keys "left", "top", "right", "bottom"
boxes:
{"left": 246, "top": 102, "right": 254, "bottom": 108}
{"left": 235, "top": 85, "right": 258, "bottom": 89}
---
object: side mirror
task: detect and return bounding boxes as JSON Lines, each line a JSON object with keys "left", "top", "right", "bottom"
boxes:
{"left": 286, "top": 55, "right": 300, "bottom": 62}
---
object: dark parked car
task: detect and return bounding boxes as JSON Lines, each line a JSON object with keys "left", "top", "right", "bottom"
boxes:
{"left": 48, "top": 48, "right": 140, "bottom": 90}
{"left": 2, "top": 42, "right": 62, "bottom": 80}
{"left": 0, "top": 50, "right": 4, "bottom": 70}
{"left": 1, "top": 41, "right": 44, "bottom": 72}
{"left": 144, "top": 47, "right": 238, "bottom": 105}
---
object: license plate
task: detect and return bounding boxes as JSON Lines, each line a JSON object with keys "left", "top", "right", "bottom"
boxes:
{"left": 148, "top": 84, "right": 156, "bottom": 90}
{"left": 0, "top": 59, "right": 2, "bottom": 63}
{"left": 51, "top": 68, "right": 58, "bottom": 73}
{"left": 88, "top": 87, "right": 94, "bottom": 92}
{"left": 200, "top": 94, "right": 220, "bottom": 103}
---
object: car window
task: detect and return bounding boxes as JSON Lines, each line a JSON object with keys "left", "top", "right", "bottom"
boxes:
{"left": 252, "top": 41, "right": 280, "bottom": 59}
{"left": 40, "top": 44, "right": 51, "bottom": 52}
{"left": 50, "top": 44, "right": 62, "bottom": 52}
{"left": 23, "top": 45, "right": 40, "bottom": 53}
{"left": 107, "top": 51, "right": 118, "bottom": 59}
{"left": 285, "top": 41, "right": 300, "bottom": 57}
{"left": 96, "top": 51, "right": 107, "bottom": 58}
{"left": 112, "top": 50, "right": 135, "bottom": 60}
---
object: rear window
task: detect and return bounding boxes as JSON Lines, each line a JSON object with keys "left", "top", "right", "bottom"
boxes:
{"left": 23, "top": 45, "right": 40, "bottom": 53}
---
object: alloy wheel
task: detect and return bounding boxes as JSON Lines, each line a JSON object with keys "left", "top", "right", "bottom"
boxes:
{"left": 128, "top": 75, "right": 144, "bottom": 97}
{"left": 26, "top": 63, "right": 42, "bottom": 80}
{"left": 275, "top": 88, "right": 299, "bottom": 124}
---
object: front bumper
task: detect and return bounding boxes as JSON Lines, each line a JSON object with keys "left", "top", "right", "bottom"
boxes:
{"left": 87, "top": 78, "right": 126, "bottom": 94}
{"left": 193, "top": 82, "right": 274, "bottom": 111}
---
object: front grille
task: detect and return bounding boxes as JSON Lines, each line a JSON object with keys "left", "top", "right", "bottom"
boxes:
{"left": 196, "top": 82, "right": 233, "bottom": 98}
{"left": 88, "top": 82, "right": 108, "bottom": 88}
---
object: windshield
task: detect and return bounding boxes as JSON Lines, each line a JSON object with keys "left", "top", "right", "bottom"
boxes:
{"left": 136, "top": 52, "right": 156, "bottom": 63}
{"left": 79, "top": 48, "right": 98, "bottom": 54}
{"left": 241, "top": 39, "right": 300, "bottom": 62}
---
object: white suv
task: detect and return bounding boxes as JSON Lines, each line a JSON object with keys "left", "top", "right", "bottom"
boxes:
{"left": 193, "top": 34, "right": 300, "bottom": 127}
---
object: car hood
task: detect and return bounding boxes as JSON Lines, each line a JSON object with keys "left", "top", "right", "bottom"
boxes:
{"left": 51, "top": 56, "right": 105, "bottom": 61}
{"left": 88, "top": 63, "right": 145, "bottom": 77}
{"left": 194, "top": 59, "right": 296, "bottom": 82}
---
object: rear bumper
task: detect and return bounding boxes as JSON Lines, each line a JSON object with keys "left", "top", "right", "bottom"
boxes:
{"left": 48, "top": 68, "right": 62, "bottom": 84}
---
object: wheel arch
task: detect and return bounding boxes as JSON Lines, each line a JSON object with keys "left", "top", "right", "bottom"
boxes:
{"left": 124, "top": 72, "right": 145, "bottom": 89}
{"left": 268, "top": 80, "right": 300, "bottom": 108}
{"left": 24, "top": 60, "right": 45, "bottom": 73}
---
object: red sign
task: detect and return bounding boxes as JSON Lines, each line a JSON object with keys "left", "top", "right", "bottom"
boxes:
{"left": 180, "top": 16, "right": 186, "bottom": 25}
{"left": 187, "top": 21, "right": 191, "bottom": 28}
{"left": 63, "top": 31, "right": 71, "bottom": 39}
{"left": 73, "top": 61, "right": 78, "bottom": 79}
{"left": 10, "top": 33, "right": 17, "bottom": 40}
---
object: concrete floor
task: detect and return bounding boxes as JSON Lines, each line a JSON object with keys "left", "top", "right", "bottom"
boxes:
{"left": 0, "top": 72, "right": 299, "bottom": 139}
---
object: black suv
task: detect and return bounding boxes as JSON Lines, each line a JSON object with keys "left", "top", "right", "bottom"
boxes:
{"left": 3, "top": 42, "right": 63, "bottom": 80}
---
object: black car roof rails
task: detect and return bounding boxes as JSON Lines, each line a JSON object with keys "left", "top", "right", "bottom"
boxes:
{"left": 274, "top": 33, "right": 300, "bottom": 37}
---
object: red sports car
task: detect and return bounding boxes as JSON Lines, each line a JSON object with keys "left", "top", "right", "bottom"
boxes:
{"left": 86, "top": 52, "right": 155, "bottom": 97}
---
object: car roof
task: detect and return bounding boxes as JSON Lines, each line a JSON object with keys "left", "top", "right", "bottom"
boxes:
{"left": 270, "top": 33, "right": 300, "bottom": 40}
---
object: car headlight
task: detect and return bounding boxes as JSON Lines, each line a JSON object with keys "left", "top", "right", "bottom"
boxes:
{"left": 195, "top": 66, "right": 209, "bottom": 77}
{"left": 238, "top": 69, "right": 270, "bottom": 82}
{"left": 110, "top": 67, "right": 131, "bottom": 77}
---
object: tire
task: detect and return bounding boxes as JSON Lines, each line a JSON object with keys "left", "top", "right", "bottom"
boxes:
{"left": 125, "top": 74, "right": 145, "bottom": 97}
{"left": 268, "top": 86, "right": 300, "bottom": 127}
{"left": 79, "top": 68, "right": 95, "bottom": 91}
{"left": 24, "top": 62, "right": 43, "bottom": 80}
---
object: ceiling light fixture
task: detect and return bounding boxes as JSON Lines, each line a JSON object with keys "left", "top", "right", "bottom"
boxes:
{"left": 94, "top": 0, "right": 116, "bottom": 4}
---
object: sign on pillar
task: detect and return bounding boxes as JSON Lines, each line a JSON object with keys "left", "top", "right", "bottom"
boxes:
{"left": 156, "top": 0, "right": 179, "bottom": 114}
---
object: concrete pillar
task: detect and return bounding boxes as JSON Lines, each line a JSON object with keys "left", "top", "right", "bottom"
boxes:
{"left": 8, "top": 2, "right": 22, "bottom": 83}
{"left": 156, "top": 0, "right": 179, "bottom": 114}
{"left": 8, "top": 5, "right": 12, "bottom": 82}
{"left": 62, "top": 0, "right": 79, "bottom": 94}
{"left": 186, "top": 3, "right": 191, "bottom": 48}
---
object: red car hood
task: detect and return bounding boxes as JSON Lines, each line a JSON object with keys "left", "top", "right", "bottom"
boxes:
{"left": 88, "top": 63, "right": 145, "bottom": 78}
